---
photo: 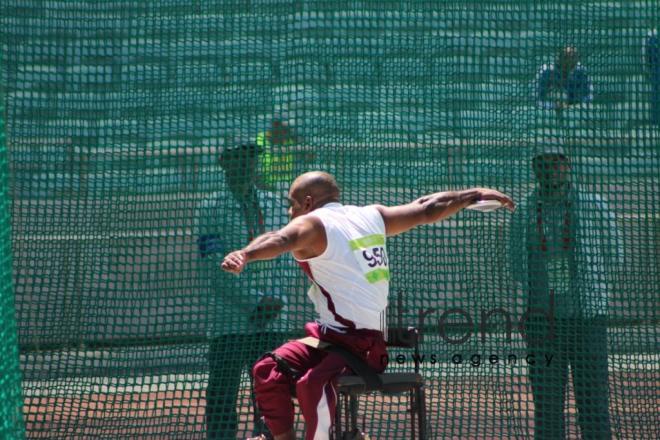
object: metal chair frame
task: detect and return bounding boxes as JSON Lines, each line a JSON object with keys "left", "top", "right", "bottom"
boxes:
{"left": 332, "top": 326, "right": 427, "bottom": 440}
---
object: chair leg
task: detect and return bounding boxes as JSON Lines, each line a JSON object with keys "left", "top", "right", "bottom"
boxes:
{"left": 334, "top": 386, "right": 426, "bottom": 440}
{"left": 417, "top": 386, "right": 428, "bottom": 440}
{"left": 410, "top": 389, "right": 416, "bottom": 440}
{"left": 349, "top": 394, "right": 359, "bottom": 432}
{"left": 334, "top": 392, "right": 343, "bottom": 440}
{"left": 344, "top": 394, "right": 351, "bottom": 437}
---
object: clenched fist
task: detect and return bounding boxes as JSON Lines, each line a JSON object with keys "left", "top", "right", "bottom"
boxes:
{"left": 221, "top": 250, "right": 248, "bottom": 274}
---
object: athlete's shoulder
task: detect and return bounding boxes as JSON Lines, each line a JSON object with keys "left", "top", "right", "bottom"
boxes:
{"left": 295, "top": 212, "right": 326, "bottom": 229}
{"left": 362, "top": 203, "right": 386, "bottom": 216}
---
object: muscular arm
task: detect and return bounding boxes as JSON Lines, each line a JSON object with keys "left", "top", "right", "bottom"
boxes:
{"left": 221, "top": 215, "right": 325, "bottom": 274}
{"left": 375, "top": 187, "right": 514, "bottom": 236}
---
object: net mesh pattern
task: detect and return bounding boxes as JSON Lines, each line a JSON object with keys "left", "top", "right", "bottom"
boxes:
{"left": 0, "top": 44, "right": 25, "bottom": 439}
{"left": 0, "top": 1, "right": 658, "bottom": 438}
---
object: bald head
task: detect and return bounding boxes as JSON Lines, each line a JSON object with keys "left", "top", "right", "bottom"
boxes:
{"left": 290, "top": 171, "right": 340, "bottom": 204}
{"left": 287, "top": 172, "right": 340, "bottom": 218}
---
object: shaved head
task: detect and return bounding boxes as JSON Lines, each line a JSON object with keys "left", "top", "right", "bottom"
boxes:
{"left": 290, "top": 171, "right": 340, "bottom": 204}
{"left": 287, "top": 171, "right": 340, "bottom": 218}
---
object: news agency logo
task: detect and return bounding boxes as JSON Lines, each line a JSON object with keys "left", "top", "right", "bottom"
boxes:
{"left": 383, "top": 291, "right": 557, "bottom": 368}
{"left": 417, "top": 290, "right": 556, "bottom": 346}
{"left": 382, "top": 352, "right": 554, "bottom": 368}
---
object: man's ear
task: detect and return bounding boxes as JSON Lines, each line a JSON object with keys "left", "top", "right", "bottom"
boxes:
{"left": 304, "top": 195, "right": 313, "bottom": 210}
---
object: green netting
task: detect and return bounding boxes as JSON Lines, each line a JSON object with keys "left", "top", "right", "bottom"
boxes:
{"left": 1, "top": 0, "right": 659, "bottom": 438}
{"left": 0, "top": 48, "right": 24, "bottom": 439}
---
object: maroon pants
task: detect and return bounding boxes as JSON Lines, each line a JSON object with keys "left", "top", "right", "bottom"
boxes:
{"left": 252, "top": 322, "right": 387, "bottom": 439}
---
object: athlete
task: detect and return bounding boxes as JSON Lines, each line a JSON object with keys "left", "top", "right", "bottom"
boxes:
{"left": 221, "top": 171, "right": 515, "bottom": 440}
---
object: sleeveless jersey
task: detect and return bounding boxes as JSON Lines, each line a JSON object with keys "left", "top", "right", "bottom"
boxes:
{"left": 296, "top": 203, "right": 389, "bottom": 332}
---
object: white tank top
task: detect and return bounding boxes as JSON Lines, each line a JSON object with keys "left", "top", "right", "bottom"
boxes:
{"left": 296, "top": 203, "right": 389, "bottom": 332}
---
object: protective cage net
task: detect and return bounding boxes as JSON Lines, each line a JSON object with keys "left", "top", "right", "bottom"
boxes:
{"left": 0, "top": 50, "right": 25, "bottom": 440}
{"left": 1, "top": 0, "right": 658, "bottom": 439}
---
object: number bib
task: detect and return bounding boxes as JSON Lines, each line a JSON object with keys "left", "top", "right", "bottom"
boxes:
{"left": 348, "top": 234, "right": 390, "bottom": 284}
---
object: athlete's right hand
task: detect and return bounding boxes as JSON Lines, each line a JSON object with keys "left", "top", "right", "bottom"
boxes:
{"left": 221, "top": 250, "right": 247, "bottom": 274}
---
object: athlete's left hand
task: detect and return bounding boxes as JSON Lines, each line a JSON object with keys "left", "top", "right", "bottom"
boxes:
{"left": 475, "top": 188, "right": 516, "bottom": 212}
{"left": 221, "top": 250, "right": 247, "bottom": 274}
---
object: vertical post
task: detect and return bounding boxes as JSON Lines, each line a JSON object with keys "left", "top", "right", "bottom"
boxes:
{"left": 0, "top": 54, "right": 26, "bottom": 438}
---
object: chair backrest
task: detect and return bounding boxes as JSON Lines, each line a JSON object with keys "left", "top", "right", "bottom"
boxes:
{"left": 386, "top": 327, "right": 419, "bottom": 348}
{"left": 388, "top": 290, "right": 423, "bottom": 375}
{"left": 386, "top": 290, "right": 420, "bottom": 349}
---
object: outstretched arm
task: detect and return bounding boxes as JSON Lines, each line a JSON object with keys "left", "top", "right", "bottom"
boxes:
{"left": 221, "top": 215, "right": 325, "bottom": 274}
{"left": 375, "top": 188, "right": 514, "bottom": 236}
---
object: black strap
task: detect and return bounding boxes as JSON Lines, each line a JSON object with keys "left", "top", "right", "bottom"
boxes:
{"left": 323, "top": 344, "right": 383, "bottom": 390}
{"left": 266, "top": 339, "right": 383, "bottom": 390}
{"left": 263, "top": 352, "right": 303, "bottom": 381}
{"left": 296, "top": 337, "right": 383, "bottom": 390}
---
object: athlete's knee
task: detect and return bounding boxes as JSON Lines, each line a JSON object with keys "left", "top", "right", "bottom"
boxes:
{"left": 253, "top": 352, "right": 303, "bottom": 391}
{"left": 252, "top": 356, "right": 278, "bottom": 386}
{"left": 294, "top": 371, "right": 323, "bottom": 399}
{"left": 296, "top": 364, "right": 331, "bottom": 389}
{"left": 294, "top": 377, "right": 309, "bottom": 399}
